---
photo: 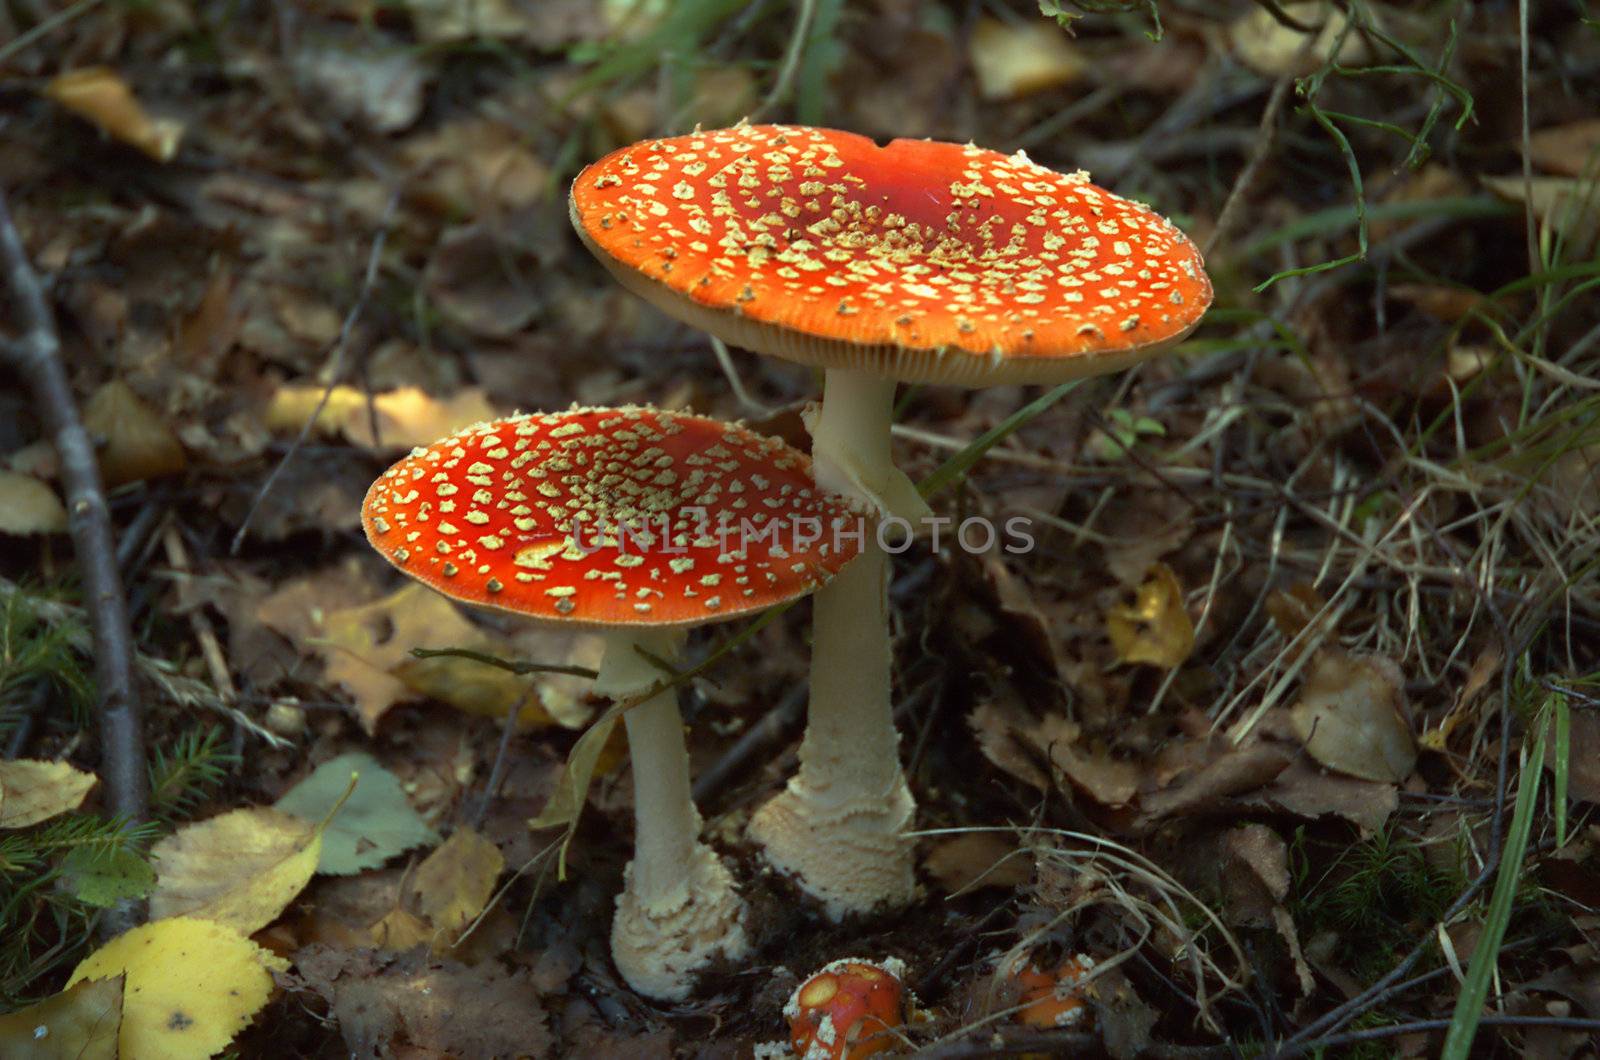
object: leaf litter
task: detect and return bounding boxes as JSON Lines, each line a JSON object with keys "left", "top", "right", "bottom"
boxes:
{"left": 1, "top": 0, "right": 1597, "bottom": 1056}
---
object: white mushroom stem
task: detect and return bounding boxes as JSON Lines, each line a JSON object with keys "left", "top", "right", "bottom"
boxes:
{"left": 748, "top": 368, "right": 920, "bottom": 919}
{"left": 600, "top": 627, "right": 749, "bottom": 1000}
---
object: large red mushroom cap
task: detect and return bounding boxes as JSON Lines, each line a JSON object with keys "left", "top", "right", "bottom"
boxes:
{"left": 361, "top": 406, "right": 862, "bottom": 629}
{"left": 570, "top": 123, "right": 1212, "bottom": 386}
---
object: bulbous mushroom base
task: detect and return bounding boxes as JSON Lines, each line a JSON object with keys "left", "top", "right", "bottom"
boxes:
{"left": 611, "top": 841, "right": 750, "bottom": 1001}
{"left": 748, "top": 773, "right": 916, "bottom": 921}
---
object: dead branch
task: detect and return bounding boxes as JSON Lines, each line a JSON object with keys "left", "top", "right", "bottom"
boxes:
{"left": 0, "top": 188, "right": 149, "bottom": 879}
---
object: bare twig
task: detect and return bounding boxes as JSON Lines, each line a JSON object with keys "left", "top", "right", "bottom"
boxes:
{"left": 0, "top": 188, "right": 148, "bottom": 914}
{"left": 229, "top": 187, "right": 400, "bottom": 553}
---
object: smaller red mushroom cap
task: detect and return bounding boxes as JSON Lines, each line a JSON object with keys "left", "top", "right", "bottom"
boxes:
{"left": 570, "top": 123, "right": 1212, "bottom": 386}
{"left": 1002, "top": 951, "right": 1095, "bottom": 1029}
{"left": 785, "top": 957, "right": 908, "bottom": 1060}
{"left": 361, "top": 406, "right": 863, "bottom": 629}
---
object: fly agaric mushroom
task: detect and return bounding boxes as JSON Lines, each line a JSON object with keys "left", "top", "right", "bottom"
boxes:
{"left": 1002, "top": 951, "right": 1095, "bottom": 1029}
{"left": 361, "top": 405, "right": 862, "bottom": 1000}
{"left": 786, "top": 957, "right": 908, "bottom": 1059}
{"left": 570, "top": 123, "right": 1212, "bottom": 918}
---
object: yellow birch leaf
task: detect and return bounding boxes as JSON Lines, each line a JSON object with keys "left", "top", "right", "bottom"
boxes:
{"left": 148, "top": 806, "right": 323, "bottom": 935}
{"left": 410, "top": 828, "right": 504, "bottom": 951}
{"left": 0, "top": 759, "right": 98, "bottom": 829}
{"left": 67, "top": 917, "right": 287, "bottom": 1060}
{"left": 1105, "top": 563, "right": 1196, "bottom": 669}
{"left": 0, "top": 974, "right": 122, "bottom": 1059}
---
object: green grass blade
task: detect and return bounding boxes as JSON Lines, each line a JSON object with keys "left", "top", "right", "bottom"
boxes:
{"left": 917, "top": 381, "right": 1083, "bottom": 499}
{"left": 1440, "top": 707, "right": 1548, "bottom": 1059}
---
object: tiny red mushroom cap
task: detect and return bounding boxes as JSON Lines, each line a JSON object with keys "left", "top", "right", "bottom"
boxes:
{"left": 785, "top": 957, "right": 908, "bottom": 1060}
{"left": 570, "top": 123, "right": 1212, "bottom": 386}
{"left": 361, "top": 406, "right": 862, "bottom": 629}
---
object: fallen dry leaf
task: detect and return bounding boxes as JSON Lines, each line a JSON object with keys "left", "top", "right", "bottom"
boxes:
{"left": 264, "top": 384, "right": 499, "bottom": 454}
{"left": 1289, "top": 650, "right": 1416, "bottom": 783}
{"left": 1228, "top": 2, "right": 1375, "bottom": 78}
{"left": 82, "top": 380, "right": 187, "bottom": 487}
{"left": 149, "top": 806, "right": 323, "bottom": 934}
{"left": 971, "top": 701, "right": 1140, "bottom": 807}
{"left": 1481, "top": 175, "right": 1600, "bottom": 254}
{"left": 68, "top": 917, "right": 287, "bottom": 1060}
{"left": 969, "top": 18, "right": 1084, "bottom": 100}
{"left": 424, "top": 225, "right": 543, "bottom": 338}
{"left": 1137, "top": 742, "right": 1292, "bottom": 824}
{"left": 0, "top": 470, "right": 67, "bottom": 536}
{"left": 409, "top": 827, "right": 505, "bottom": 954}
{"left": 294, "top": 945, "right": 555, "bottom": 1057}
{"left": 0, "top": 759, "right": 97, "bottom": 828}
{"left": 924, "top": 832, "right": 1033, "bottom": 894}
{"left": 45, "top": 67, "right": 184, "bottom": 161}
{"left": 1525, "top": 119, "right": 1600, "bottom": 177}
{"left": 1547, "top": 708, "right": 1600, "bottom": 805}
{"left": 1106, "top": 563, "right": 1195, "bottom": 669}
{"left": 0, "top": 975, "right": 122, "bottom": 1060}
{"left": 1242, "top": 754, "right": 1399, "bottom": 835}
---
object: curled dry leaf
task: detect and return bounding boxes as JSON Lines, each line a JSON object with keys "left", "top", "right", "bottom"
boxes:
{"left": 970, "top": 701, "right": 1140, "bottom": 807}
{"left": 45, "top": 67, "right": 184, "bottom": 161}
{"left": 1289, "top": 650, "right": 1416, "bottom": 783}
{"left": 82, "top": 379, "right": 187, "bottom": 487}
{"left": 969, "top": 18, "right": 1084, "bottom": 100}
{"left": 149, "top": 806, "right": 324, "bottom": 935}
{"left": 1106, "top": 563, "right": 1195, "bottom": 669}
{"left": 0, "top": 974, "right": 122, "bottom": 1060}
{"left": 0, "top": 470, "right": 67, "bottom": 536}
{"left": 68, "top": 917, "right": 287, "bottom": 1060}
{"left": 0, "top": 759, "right": 97, "bottom": 828}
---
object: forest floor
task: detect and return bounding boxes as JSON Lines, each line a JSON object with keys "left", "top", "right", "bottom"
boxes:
{"left": 2, "top": 1, "right": 1599, "bottom": 1057}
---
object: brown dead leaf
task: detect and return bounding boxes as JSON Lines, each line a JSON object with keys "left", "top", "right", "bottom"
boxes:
{"left": 1106, "top": 563, "right": 1195, "bottom": 669}
{"left": 1289, "top": 650, "right": 1416, "bottom": 783}
{"left": 1526, "top": 120, "right": 1600, "bottom": 177}
{"left": 294, "top": 945, "right": 554, "bottom": 1058}
{"left": 408, "top": 828, "right": 505, "bottom": 954}
{"left": 969, "top": 18, "right": 1084, "bottom": 100}
{"left": 971, "top": 701, "right": 1140, "bottom": 807}
{"left": 0, "top": 470, "right": 67, "bottom": 535}
{"left": 1137, "top": 742, "right": 1291, "bottom": 824}
{"left": 45, "top": 67, "right": 183, "bottom": 161}
{"left": 924, "top": 833, "right": 1033, "bottom": 894}
{"left": 1265, "top": 582, "right": 1328, "bottom": 650}
{"left": 1547, "top": 708, "right": 1600, "bottom": 805}
{"left": 294, "top": 33, "right": 427, "bottom": 134}
{"left": 425, "top": 225, "right": 542, "bottom": 338}
{"left": 1481, "top": 175, "right": 1600, "bottom": 254}
{"left": 1242, "top": 754, "right": 1398, "bottom": 835}
{"left": 404, "top": 119, "right": 551, "bottom": 218}
{"left": 82, "top": 380, "right": 187, "bottom": 487}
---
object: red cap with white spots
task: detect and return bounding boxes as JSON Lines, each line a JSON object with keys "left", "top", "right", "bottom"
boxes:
{"left": 570, "top": 122, "right": 1212, "bottom": 386}
{"left": 361, "top": 406, "right": 862, "bottom": 629}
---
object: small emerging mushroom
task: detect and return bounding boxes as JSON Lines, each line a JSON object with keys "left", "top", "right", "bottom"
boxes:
{"left": 361, "top": 406, "right": 862, "bottom": 999}
{"left": 1002, "top": 951, "right": 1095, "bottom": 1029}
{"left": 572, "top": 123, "right": 1213, "bottom": 919}
{"left": 786, "top": 957, "right": 908, "bottom": 1059}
